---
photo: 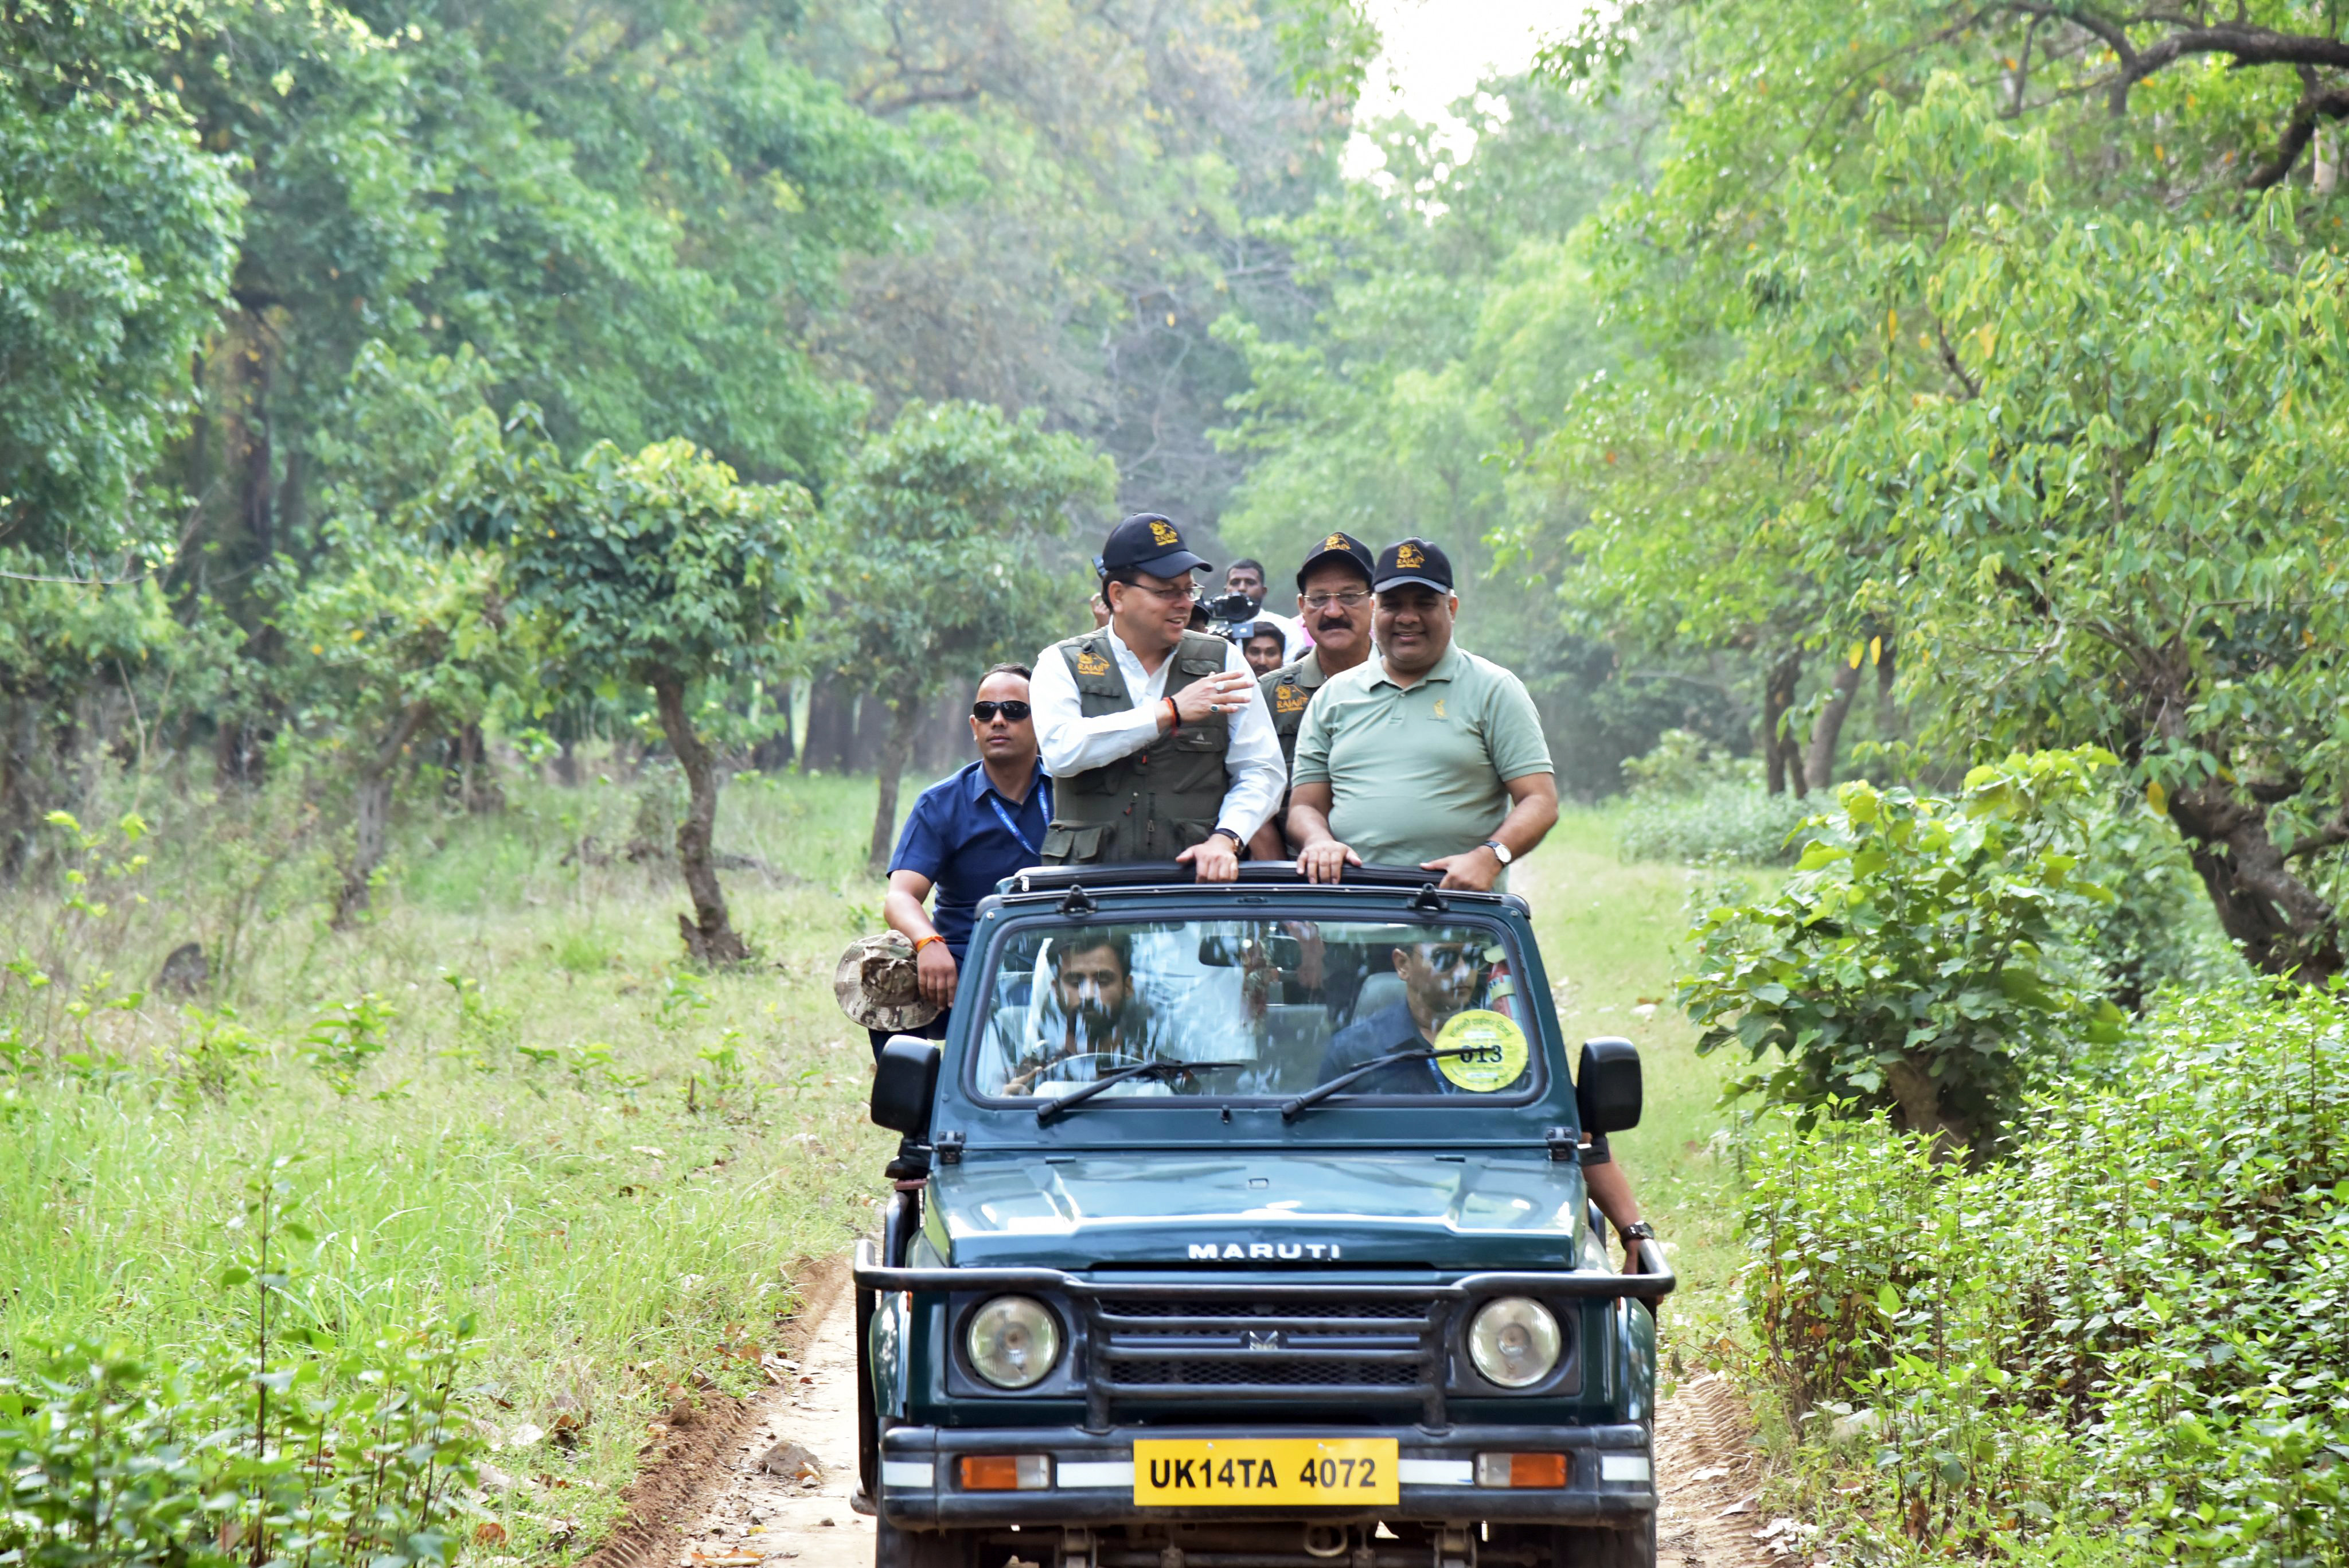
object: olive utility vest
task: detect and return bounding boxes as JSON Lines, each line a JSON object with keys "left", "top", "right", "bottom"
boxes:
{"left": 1259, "top": 648, "right": 1328, "bottom": 773}
{"left": 1042, "top": 627, "right": 1232, "bottom": 865}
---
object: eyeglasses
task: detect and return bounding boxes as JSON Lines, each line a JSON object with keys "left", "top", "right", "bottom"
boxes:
{"left": 971, "top": 700, "right": 1033, "bottom": 723}
{"left": 1117, "top": 579, "right": 1200, "bottom": 604}
{"left": 1301, "top": 590, "right": 1371, "bottom": 610}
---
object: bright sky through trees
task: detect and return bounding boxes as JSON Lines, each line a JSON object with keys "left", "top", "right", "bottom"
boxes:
{"left": 1341, "top": 0, "right": 1574, "bottom": 178}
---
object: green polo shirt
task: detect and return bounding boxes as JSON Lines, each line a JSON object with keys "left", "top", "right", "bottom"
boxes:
{"left": 1290, "top": 643, "right": 1552, "bottom": 879}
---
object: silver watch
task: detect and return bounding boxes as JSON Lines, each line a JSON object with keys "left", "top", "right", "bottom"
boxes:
{"left": 1482, "top": 838, "right": 1513, "bottom": 866}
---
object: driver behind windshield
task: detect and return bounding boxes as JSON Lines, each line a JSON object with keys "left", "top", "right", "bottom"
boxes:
{"left": 1003, "top": 930, "right": 1164, "bottom": 1093}
{"left": 1313, "top": 940, "right": 1495, "bottom": 1094}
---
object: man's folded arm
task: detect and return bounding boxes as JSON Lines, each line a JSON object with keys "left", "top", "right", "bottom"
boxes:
{"left": 1029, "top": 643, "right": 1161, "bottom": 775}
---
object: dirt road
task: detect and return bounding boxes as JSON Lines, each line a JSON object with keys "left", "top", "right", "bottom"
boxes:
{"left": 621, "top": 1271, "right": 1776, "bottom": 1568}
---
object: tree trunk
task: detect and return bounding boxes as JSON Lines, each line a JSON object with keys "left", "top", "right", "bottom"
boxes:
{"left": 1883, "top": 1056, "right": 1970, "bottom": 1161}
{"left": 1874, "top": 636, "right": 1900, "bottom": 746}
{"left": 806, "top": 676, "right": 853, "bottom": 773}
{"left": 334, "top": 702, "right": 433, "bottom": 928}
{"left": 654, "top": 679, "right": 751, "bottom": 964}
{"left": 2167, "top": 779, "right": 2344, "bottom": 983}
{"left": 1763, "top": 652, "right": 1806, "bottom": 796}
{"left": 867, "top": 696, "right": 925, "bottom": 877}
{"left": 1803, "top": 650, "right": 1864, "bottom": 794}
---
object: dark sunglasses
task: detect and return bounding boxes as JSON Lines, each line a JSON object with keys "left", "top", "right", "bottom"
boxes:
{"left": 971, "top": 700, "right": 1032, "bottom": 723}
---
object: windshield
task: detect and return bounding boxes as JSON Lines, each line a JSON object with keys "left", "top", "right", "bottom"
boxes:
{"left": 967, "top": 916, "right": 1542, "bottom": 1104}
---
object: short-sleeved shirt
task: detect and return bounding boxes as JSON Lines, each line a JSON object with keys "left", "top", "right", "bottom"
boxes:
{"left": 887, "top": 760, "right": 1052, "bottom": 960}
{"left": 1290, "top": 643, "right": 1552, "bottom": 882}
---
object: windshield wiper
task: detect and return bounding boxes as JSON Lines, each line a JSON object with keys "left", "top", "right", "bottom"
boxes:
{"left": 1035, "top": 1059, "right": 1252, "bottom": 1124}
{"left": 1279, "top": 1046, "right": 1481, "bottom": 1121}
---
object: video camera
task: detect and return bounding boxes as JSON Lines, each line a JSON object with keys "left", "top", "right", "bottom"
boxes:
{"left": 1197, "top": 590, "right": 1259, "bottom": 637}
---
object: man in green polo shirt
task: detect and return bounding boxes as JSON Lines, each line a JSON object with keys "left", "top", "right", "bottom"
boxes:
{"left": 1286, "top": 537, "right": 1560, "bottom": 892}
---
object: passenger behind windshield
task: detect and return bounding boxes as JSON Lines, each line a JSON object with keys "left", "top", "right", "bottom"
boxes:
{"left": 975, "top": 919, "right": 1532, "bottom": 1101}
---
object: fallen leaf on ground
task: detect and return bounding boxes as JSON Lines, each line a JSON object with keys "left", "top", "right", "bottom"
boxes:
{"left": 474, "top": 1523, "right": 508, "bottom": 1546}
{"left": 507, "top": 1423, "right": 546, "bottom": 1448}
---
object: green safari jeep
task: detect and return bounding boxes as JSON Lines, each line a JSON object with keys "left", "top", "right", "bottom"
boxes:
{"left": 852, "top": 865, "right": 1672, "bottom": 1568}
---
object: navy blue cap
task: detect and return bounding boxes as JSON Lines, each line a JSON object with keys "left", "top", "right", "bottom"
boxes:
{"left": 1373, "top": 537, "right": 1454, "bottom": 594}
{"left": 1295, "top": 530, "right": 1376, "bottom": 591}
{"left": 1101, "top": 513, "right": 1211, "bottom": 580}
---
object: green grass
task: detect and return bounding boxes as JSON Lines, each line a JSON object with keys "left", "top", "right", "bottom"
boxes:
{"left": 0, "top": 761, "right": 904, "bottom": 1560}
{"left": 1519, "top": 805, "right": 1766, "bottom": 1384}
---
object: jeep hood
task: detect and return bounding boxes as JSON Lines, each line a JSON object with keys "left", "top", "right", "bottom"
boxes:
{"left": 926, "top": 1152, "right": 1590, "bottom": 1272}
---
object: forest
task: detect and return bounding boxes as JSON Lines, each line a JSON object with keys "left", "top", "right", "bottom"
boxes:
{"left": 3, "top": 0, "right": 2346, "bottom": 1565}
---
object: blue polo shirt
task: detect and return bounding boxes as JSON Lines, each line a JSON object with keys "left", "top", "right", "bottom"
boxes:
{"left": 887, "top": 760, "right": 1052, "bottom": 960}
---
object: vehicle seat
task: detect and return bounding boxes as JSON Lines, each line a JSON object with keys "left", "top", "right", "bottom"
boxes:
{"left": 1256, "top": 1003, "right": 1333, "bottom": 1091}
{"left": 1354, "top": 971, "right": 1406, "bottom": 1021}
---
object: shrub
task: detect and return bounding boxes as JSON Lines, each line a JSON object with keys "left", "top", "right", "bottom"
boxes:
{"left": 1741, "top": 988, "right": 2349, "bottom": 1562}
{"left": 0, "top": 1172, "right": 479, "bottom": 1568}
{"left": 1681, "top": 748, "right": 2127, "bottom": 1153}
{"left": 1615, "top": 730, "right": 1815, "bottom": 865}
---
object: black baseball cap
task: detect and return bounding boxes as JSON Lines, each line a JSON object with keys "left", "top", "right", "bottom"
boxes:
{"left": 1101, "top": 513, "right": 1211, "bottom": 579}
{"left": 1294, "top": 529, "right": 1376, "bottom": 591}
{"left": 1373, "top": 537, "right": 1454, "bottom": 594}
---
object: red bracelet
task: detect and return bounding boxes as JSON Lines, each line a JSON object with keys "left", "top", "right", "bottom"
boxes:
{"left": 912, "top": 934, "right": 945, "bottom": 955}
{"left": 1164, "top": 696, "right": 1180, "bottom": 732}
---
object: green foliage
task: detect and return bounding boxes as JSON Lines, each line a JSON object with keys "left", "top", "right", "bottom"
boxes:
{"left": 821, "top": 400, "right": 1111, "bottom": 694}
{"left": 1616, "top": 728, "right": 1815, "bottom": 865}
{"left": 1741, "top": 989, "right": 2349, "bottom": 1562}
{"left": 1546, "top": 0, "right": 2349, "bottom": 975}
{"left": 296, "top": 993, "right": 395, "bottom": 1095}
{"left": 0, "top": 1165, "right": 478, "bottom": 1568}
{"left": 0, "top": 0, "right": 240, "bottom": 560}
{"left": 1681, "top": 749, "right": 2126, "bottom": 1148}
{"left": 448, "top": 426, "right": 813, "bottom": 695}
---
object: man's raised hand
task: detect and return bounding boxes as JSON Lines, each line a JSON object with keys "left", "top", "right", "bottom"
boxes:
{"left": 1170, "top": 671, "right": 1253, "bottom": 727}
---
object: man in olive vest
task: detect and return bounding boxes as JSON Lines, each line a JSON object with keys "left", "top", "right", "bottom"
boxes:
{"left": 1031, "top": 513, "right": 1285, "bottom": 880}
{"left": 1247, "top": 531, "right": 1378, "bottom": 860}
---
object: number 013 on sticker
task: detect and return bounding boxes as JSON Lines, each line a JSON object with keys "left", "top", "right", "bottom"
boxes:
{"left": 1133, "top": 1438, "right": 1399, "bottom": 1505}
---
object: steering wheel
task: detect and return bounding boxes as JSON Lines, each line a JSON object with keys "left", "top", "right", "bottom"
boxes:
{"left": 1028, "top": 1051, "right": 1153, "bottom": 1087}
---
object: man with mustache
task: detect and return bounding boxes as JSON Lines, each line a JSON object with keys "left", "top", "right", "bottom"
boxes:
{"left": 1248, "top": 531, "right": 1376, "bottom": 861}
{"left": 1287, "top": 537, "right": 1559, "bottom": 892}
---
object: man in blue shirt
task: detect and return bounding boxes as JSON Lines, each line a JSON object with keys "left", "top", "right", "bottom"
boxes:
{"left": 877, "top": 663, "right": 1052, "bottom": 1055}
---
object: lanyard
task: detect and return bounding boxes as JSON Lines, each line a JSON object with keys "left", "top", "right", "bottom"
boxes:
{"left": 986, "top": 777, "right": 1051, "bottom": 859}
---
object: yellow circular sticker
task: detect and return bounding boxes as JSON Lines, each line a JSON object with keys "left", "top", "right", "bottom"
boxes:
{"left": 1435, "top": 1009, "right": 1529, "bottom": 1093}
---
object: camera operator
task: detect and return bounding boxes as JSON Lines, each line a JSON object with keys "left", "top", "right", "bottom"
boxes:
{"left": 1213, "top": 559, "right": 1309, "bottom": 658}
{"left": 1032, "top": 514, "right": 1283, "bottom": 880}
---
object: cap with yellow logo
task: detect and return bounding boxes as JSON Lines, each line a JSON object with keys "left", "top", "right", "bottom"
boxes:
{"left": 1294, "top": 529, "right": 1375, "bottom": 591}
{"left": 1100, "top": 513, "right": 1211, "bottom": 580}
{"left": 1372, "top": 536, "right": 1454, "bottom": 595}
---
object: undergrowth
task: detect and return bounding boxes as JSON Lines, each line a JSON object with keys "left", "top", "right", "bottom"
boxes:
{"left": 1738, "top": 988, "right": 2348, "bottom": 1566}
{"left": 0, "top": 759, "right": 900, "bottom": 1563}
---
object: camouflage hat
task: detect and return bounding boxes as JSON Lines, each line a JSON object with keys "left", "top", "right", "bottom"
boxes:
{"left": 833, "top": 932, "right": 941, "bottom": 1033}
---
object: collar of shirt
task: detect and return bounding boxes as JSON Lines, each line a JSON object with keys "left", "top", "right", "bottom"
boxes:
{"left": 1372, "top": 642, "right": 1466, "bottom": 692}
{"left": 963, "top": 757, "right": 1047, "bottom": 809}
{"left": 1105, "top": 623, "right": 1182, "bottom": 702}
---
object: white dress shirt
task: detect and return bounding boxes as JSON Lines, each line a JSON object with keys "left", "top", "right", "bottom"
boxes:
{"left": 1031, "top": 625, "right": 1286, "bottom": 842}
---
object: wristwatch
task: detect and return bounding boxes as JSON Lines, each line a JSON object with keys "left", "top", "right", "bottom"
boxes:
{"left": 1212, "top": 826, "right": 1244, "bottom": 849}
{"left": 1482, "top": 838, "right": 1513, "bottom": 866}
{"left": 1616, "top": 1219, "right": 1656, "bottom": 1245}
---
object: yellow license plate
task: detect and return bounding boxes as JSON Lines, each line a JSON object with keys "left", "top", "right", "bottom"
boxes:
{"left": 1133, "top": 1438, "right": 1399, "bottom": 1507}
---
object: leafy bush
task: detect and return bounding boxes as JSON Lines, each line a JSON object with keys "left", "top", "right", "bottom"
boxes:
{"left": 1682, "top": 749, "right": 2127, "bottom": 1152}
{"left": 1614, "top": 729, "right": 1815, "bottom": 865}
{"left": 1741, "top": 988, "right": 2349, "bottom": 1562}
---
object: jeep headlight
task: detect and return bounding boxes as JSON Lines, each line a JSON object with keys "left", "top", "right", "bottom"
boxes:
{"left": 965, "top": 1296, "right": 1062, "bottom": 1389}
{"left": 1468, "top": 1297, "right": 1560, "bottom": 1388}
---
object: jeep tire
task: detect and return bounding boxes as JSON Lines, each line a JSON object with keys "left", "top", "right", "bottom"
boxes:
{"left": 1561, "top": 1516, "right": 1657, "bottom": 1568}
{"left": 873, "top": 1519, "right": 988, "bottom": 1568}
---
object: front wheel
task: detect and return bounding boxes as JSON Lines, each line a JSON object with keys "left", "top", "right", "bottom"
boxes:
{"left": 1490, "top": 1518, "right": 1657, "bottom": 1568}
{"left": 874, "top": 1519, "right": 980, "bottom": 1568}
{"left": 1560, "top": 1515, "right": 1656, "bottom": 1568}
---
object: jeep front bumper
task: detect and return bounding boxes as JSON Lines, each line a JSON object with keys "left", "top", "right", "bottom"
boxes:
{"left": 873, "top": 1423, "right": 1656, "bottom": 1528}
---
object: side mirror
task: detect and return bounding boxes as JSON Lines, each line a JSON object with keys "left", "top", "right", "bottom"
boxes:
{"left": 871, "top": 1036, "right": 942, "bottom": 1137}
{"left": 1576, "top": 1036, "right": 1642, "bottom": 1134}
